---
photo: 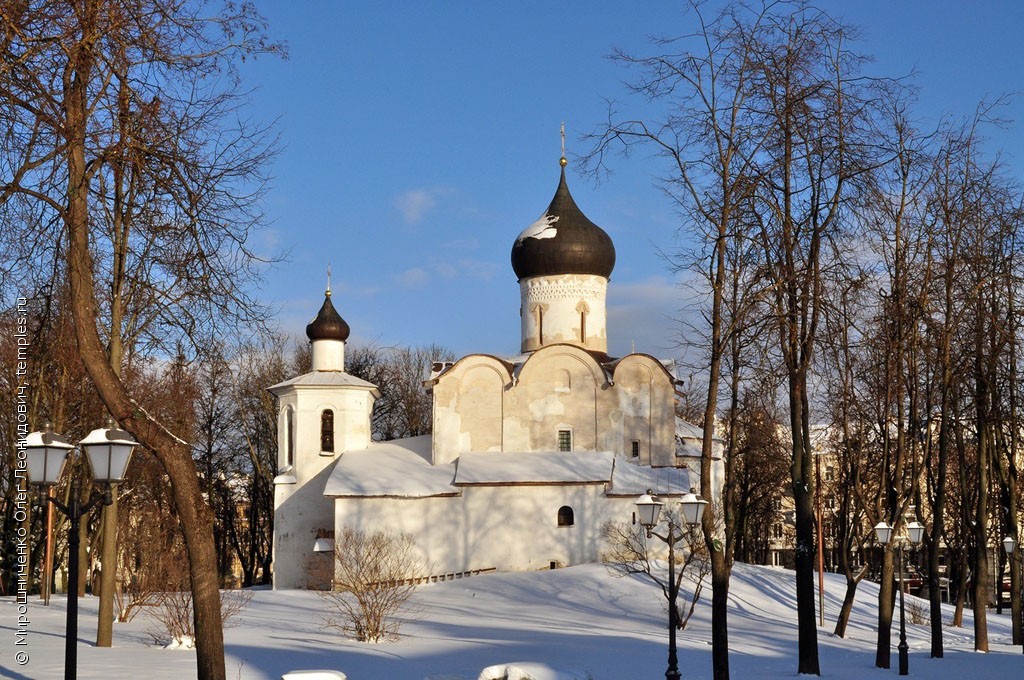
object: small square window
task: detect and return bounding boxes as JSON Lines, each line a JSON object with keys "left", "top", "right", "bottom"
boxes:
{"left": 631, "top": 440, "right": 640, "bottom": 458}
{"left": 557, "top": 429, "right": 572, "bottom": 452}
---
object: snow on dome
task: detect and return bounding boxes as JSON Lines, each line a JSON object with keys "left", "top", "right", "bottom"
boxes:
{"left": 515, "top": 213, "right": 559, "bottom": 245}
{"left": 510, "top": 166, "right": 615, "bottom": 281}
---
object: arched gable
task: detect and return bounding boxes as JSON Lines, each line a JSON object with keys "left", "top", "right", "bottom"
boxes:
{"left": 612, "top": 354, "right": 676, "bottom": 466}
{"left": 610, "top": 352, "right": 675, "bottom": 385}
{"left": 516, "top": 343, "right": 607, "bottom": 386}
{"left": 431, "top": 354, "right": 510, "bottom": 463}
{"left": 511, "top": 344, "right": 607, "bottom": 452}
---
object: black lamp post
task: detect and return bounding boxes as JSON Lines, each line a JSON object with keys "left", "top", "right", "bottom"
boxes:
{"left": 875, "top": 519, "right": 924, "bottom": 676}
{"left": 636, "top": 488, "right": 708, "bottom": 680}
{"left": 24, "top": 421, "right": 136, "bottom": 680}
{"left": 1004, "top": 535, "right": 1022, "bottom": 651}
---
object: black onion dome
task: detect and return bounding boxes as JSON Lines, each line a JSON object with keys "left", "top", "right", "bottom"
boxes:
{"left": 306, "top": 292, "right": 350, "bottom": 342}
{"left": 511, "top": 166, "right": 616, "bottom": 280}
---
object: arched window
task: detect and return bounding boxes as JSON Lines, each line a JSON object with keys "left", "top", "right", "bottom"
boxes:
{"left": 557, "top": 506, "right": 575, "bottom": 527}
{"left": 576, "top": 301, "right": 590, "bottom": 343}
{"left": 321, "top": 409, "right": 335, "bottom": 453}
{"left": 283, "top": 407, "right": 295, "bottom": 468}
{"left": 554, "top": 368, "right": 571, "bottom": 393}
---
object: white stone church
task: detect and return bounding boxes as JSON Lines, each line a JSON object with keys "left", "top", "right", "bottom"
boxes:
{"left": 270, "top": 157, "right": 723, "bottom": 589}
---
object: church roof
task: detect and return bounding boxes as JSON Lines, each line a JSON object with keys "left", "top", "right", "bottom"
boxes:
{"left": 324, "top": 436, "right": 458, "bottom": 498}
{"left": 454, "top": 451, "right": 615, "bottom": 486}
{"left": 510, "top": 162, "right": 615, "bottom": 281}
{"left": 322, "top": 440, "right": 688, "bottom": 498}
{"left": 268, "top": 370, "right": 378, "bottom": 396}
{"left": 607, "top": 456, "right": 691, "bottom": 497}
{"left": 674, "top": 417, "right": 725, "bottom": 460}
{"left": 306, "top": 290, "right": 350, "bottom": 342}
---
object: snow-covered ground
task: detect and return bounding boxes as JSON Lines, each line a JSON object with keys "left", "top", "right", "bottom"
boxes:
{"left": 3, "top": 563, "right": 1021, "bottom": 679}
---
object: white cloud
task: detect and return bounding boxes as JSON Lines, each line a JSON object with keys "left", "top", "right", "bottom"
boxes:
{"left": 394, "top": 186, "right": 454, "bottom": 225}
{"left": 395, "top": 189, "right": 436, "bottom": 224}
{"left": 395, "top": 267, "right": 430, "bottom": 288}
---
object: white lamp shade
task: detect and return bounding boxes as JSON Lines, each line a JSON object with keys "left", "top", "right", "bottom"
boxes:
{"left": 906, "top": 521, "right": 925, "bottom": 545}
{"left": 680, "top": 489, "right": 709, "bottom": 526}
{"left": 1004, "top": 536, "right": 1016, "bottom": 555}
{"left": 635, "top": 492, "right": 664, "bottom": 528}
{"left": 80, "top": 425, "right": 137, "bottom": 484}
{"left": 874, "top": 521, "right": 893, "bottom": 545}
{"left": 23, "top": 428, "right": 74, "bottom": 486}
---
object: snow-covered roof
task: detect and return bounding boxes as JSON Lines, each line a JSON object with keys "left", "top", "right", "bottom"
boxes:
{"left": 607, "top": 456, "right": 691, "bottom": 497}
{"left": 268, "top": 370, "right": 378, "bottom": 395}
{"left": 325, "top": 442, "right": 690, "bottom": 497}
{"left": 454, "top": 451, "right": 615, "bottom": 486}
{"left": 675, "top": 417, "right": 724, "bottom": 459}
{"left": 675, "top": 419, "right": 704, "bottom": 440}
{"left": 323, "top": 435, "right": 458, "bottom": 498}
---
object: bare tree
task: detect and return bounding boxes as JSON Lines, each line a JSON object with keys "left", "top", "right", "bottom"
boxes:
{"left": 602, "top": 518, "right": 710, "bottom": 632}
{"left": 346, "top": 343, "right": 454, "bottom": 441}
{"left": 0, "top": 2, "right": 282, "bottom": 676}
{"left": 586, "top": 2, "right": 890, "bottom": 674}
{"left": 312, "top": 528, "right": 423, "bottom": 643}
{"left": 729, "top": 392, "right": 789, "bottom": 565}
{"left": 582, "top": 2, "right": 772, "bottom": 675}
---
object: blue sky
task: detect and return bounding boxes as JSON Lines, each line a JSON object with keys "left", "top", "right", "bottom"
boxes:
{"left": 243, "top": 1, "right": 1024, "bottom": 361}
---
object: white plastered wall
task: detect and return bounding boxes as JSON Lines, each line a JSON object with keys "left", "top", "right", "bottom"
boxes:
{"left": 332, "top": 485, "right": 646, "bottom": 576}
{"left": 273, "top": 384, "right": 375, "bottom": 589}
{"left": 520, "top": 274, "right": 608, "bottom": 353}
{"left": 432, "top": 347, "right": 676, "bottom": 464}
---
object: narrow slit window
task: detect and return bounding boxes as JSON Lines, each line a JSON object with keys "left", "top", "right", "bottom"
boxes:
{"left": 631, "top": 440, "right": 640, "bottom": 458}
{"left": 321, "top": 409, "right": 335, "bottom": 452}
{"left": 576, "top": 301, "right": 590, "bottom": 344}
{"left": 284, "top": 408, "right": 295, "bottom": 468}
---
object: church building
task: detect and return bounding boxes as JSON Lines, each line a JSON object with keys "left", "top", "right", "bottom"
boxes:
{"left": 270, "top": 156, "right": 723, "bottom": 589}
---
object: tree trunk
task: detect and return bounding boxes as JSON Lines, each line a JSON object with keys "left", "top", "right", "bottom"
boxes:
{"left": 791, "top": 376, "right": 820, "bottom": 675}
{"left": 77, "top": 505, "right": 89, "bottom": 597}
{"left": 973, "top": 400, "right": 990, "bottom": 651}
{"left": 833, "top": 575, "right": 859, "bottom": 638}
{"left": 63, "top": 9, "right": 226, "bottom": 674}
{"left": 96, "top": 490, "right": 118, "bottom": 646}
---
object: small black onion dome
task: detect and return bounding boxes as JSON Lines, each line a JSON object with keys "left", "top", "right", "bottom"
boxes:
{"left": 305, "top": 291, "right": 350, "bottom": 342}
{"left": 511, "top": 164, "right": 616, "bottom": 280}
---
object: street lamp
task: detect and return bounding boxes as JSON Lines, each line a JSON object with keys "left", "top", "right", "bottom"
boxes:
{"left": 24, "top": 421, "right": 136, "bottom": 680}
{"left": 1004, "top": 535, "right": 1022, "bottom": 651}
{"left": 636, "top": 488, "right": 708, "bottom": 680}
{"left": 874, "top": 519, "right": 924, "bottom": 676}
